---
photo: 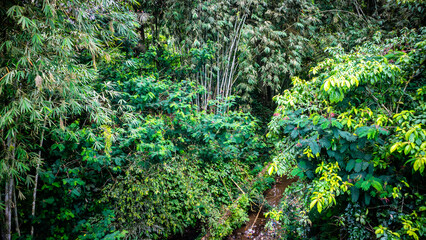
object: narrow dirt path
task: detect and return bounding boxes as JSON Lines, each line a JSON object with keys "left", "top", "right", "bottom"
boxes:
{"left": 227, "top": 176, "right": 297, "bottom": 240}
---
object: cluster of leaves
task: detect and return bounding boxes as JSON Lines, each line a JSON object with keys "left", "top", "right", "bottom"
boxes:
{"left": 133, "top": 0, "right": 426, "bottom": 115}
{"left": 96, "top": 46, "right": 268, "bottom": 239}
{"left": 2, "top": 1, "right": 426, "bottom": 239}
{"left": 0, "top": 1, "right": 268, "bottom": 239}
{"left": 28, "top": 44, "right": 269, "bottom": 239}
{"left": 0, "top": 0, "right": 138, "bottom": 239}
{"left": 134, "top": 0, "right": 328, "bottom": 110}
{"left": 266, "top": 28, "right": 426, "bottom": 239}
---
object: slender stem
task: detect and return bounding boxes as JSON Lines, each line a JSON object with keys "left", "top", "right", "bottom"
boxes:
{"left": 31, "top": 117, "right": 47, "bottom": 237}
{"left": 365, "top": 87, "right": 392, "bottom": 117}
{"left": 13, "top": 188, "right": 21, "bottom": 236}
{"left": 395, "top": 72, "right": 418, "bottom": 114}
{"left": 229, "top": 176, "right": 245, "bottom": 194}
{"left": 5, "top": 134, "right": 15, "bottom": 240}
{"left": 5, "top": 177, "right": 13, "bottom": 240}
{"left": 219, "top": 176, "right": 233, "bottom": 201}
{"left": 249, "top": 204, "right": 263, "bottom": 231}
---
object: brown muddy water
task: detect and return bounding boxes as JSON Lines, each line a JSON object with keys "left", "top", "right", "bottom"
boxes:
{"left": 227, "top": 176, "right": 297, "bottom": 240}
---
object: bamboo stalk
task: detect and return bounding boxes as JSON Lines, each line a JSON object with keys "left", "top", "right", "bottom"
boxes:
{"left": 5, "top": 134, "right": 16, "bottom": 240}
{"left": 31, "top": 117, "right": 47, "bottom": 237}
{"left": 249, "top": 204, "right": 263, "bottom": 231}
{"left": 229, "top": 176, "right": 245, "bottom": 194}
{"left": 5, "top": 177, "right": 13, "bottom": 240}
{"left": 13, "top": 188, "right": 21, "bottom": 236}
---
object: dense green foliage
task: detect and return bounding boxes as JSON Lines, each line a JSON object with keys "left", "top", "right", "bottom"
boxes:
{"left": 267, "top": 29, "right": 426, "bottom": 239}
{"left": 95, "top": 47, "right": 269, "bottom": 238}
{"left": 1, "top": 0, "right": 425, "bottom": 239}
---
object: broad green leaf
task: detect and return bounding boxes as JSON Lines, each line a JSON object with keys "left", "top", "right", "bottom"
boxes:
{"left": 321, "top": 121, "right": 330, "bottom": 130}
{"left": 331, "top": 120, "right": 343, "bottom": 129}
{"left": 404, "top": 144, "right": 411, "bottom": 155}
{"left": 346, "top": 160, "right": 355, "bottom": 172}
{"left": 324, "top": 80, "right": 330, "bottom": 92}
{"left": 309, "top": 141, "right": 320, "bottom": 155}
{"left": 413, "top": 158, "right": 425, "bottom": 173}
{"left": 365, "top": 193, "right": 371, "bottom": 205}
{"left": 306, "top": 170, "right": 315, "bottom": 179}
{"left": 319, "top": 138, "right": 331, "bottom": 149}
{"left": 317, "top": 201, "right": 323, "bottom": 213}
{"left": 291, "top": 168, "right": 304, "bottom": 178}
{"left": 339, "top": 130, "right": 357, "bottom": 142}
{"left": 390, "top": 143, "right": 399, "bottom": 153}
{"left": 310, "top": 199, "right": 318, "bottom": 210}
{"left": 313, "top": 115, "right": 321, "bottom": 125}
{"left": 351, "top": 187, "right": 360, "bottom": 202}
{"left": 354, "top": 161, "right": 363, "bottom": 173}
{"left": 362, "top": 162, "right": 369, "bottom": 171}
{"left": 371, "top": 180, "right": 383, "bottom": 192}
{"left": 361, "top": 180, "right": 371, "bottom": 191}
{"left": 291, "top": 129, "right": 299, "bottom": 139}
{"left": 355, "top": 126, "right": 370, "bottom": 138}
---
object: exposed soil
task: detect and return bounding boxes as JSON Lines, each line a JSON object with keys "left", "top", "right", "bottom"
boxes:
{"left": 227, "top": 176, "right": 297, "bottom": 240}
{"left": 167, "top": 226, "right": 202, "bottom": 240}
{"left": 168, "top": 171, "right": 297, "bottom": 240}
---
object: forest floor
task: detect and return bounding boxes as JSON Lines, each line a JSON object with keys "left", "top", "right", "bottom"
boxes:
{"left": 227, "top": 176, "right": 297, "bottom": 239}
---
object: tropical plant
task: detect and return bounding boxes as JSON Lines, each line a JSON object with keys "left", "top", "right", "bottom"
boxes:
{"left": 0, "top": 0, "right": 138, "bottom": 238}
{"left": 267, "top": 28, "right": 426, "bottom": 239}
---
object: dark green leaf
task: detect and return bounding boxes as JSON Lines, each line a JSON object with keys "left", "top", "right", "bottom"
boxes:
{"left": 338, "top": 130, "right": 357, "bottom": 142}
{"left": 291, "top": 129, "right": 299, "bottom": 139}
{"left": 365, "top": 193, "right": 371, "bottom": 206}
{"left": 362, "top": 162, "right": 369, "bottom": 171}
{"left": 319, "top": 138, "right": 331, "bottom": 149}
{"left": 354, "top": 161, "right": 363, "bottom": 173}
{"left": 309, "top": 141, "right": 320, "bottom": 155}
{"left": 351, "top": 187, "right": 360, "bottom": 202}
{"left": 346, "top": 159, "right": 355, "bottom": 172}
{"left": 321, "top": 121, "right": 330, "bottom": 129}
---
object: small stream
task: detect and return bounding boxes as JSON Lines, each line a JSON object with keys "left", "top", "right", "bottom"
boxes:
{"left": 227, "top": 176, "right": 297, "bottom": 240}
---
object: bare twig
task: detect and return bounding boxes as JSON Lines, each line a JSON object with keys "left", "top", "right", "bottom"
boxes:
{"left": 219, "top": 175, "right": 233, "bottom": 201}
{"left": 229, "top": 176, "right": 245, "bottom": 194}
{"left": 248, "top": 204, "right": 263, "bottom": 231}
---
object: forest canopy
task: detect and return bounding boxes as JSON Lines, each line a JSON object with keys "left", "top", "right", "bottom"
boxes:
{"left": 0, "top": 0, "right": 425, "bottom": 239}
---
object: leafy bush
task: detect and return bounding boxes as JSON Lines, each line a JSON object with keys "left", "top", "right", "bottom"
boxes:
{"left": 93, "top": 46, "right": 267, "bottom": 239}
{"left": 267, "top": 28, "right": 426, "bottom": 239}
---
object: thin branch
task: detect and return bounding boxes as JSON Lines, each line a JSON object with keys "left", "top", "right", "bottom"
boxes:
{"left": 395, "top": 70, "right": 422, "bottom": 114}
{"left": 320, "top": 9, "right": 369, "bottom": 24}
{"left": 229, "top": 176, "right": 245, "bottom": 194}
{"left": 365, "top": 87, "right": 392, "bottom": 117}
{"left": 219, "top": 176, "right": 233, "bottom": 202}
{"left": 248, "top": 203, "right": 263, "bottom": 231}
